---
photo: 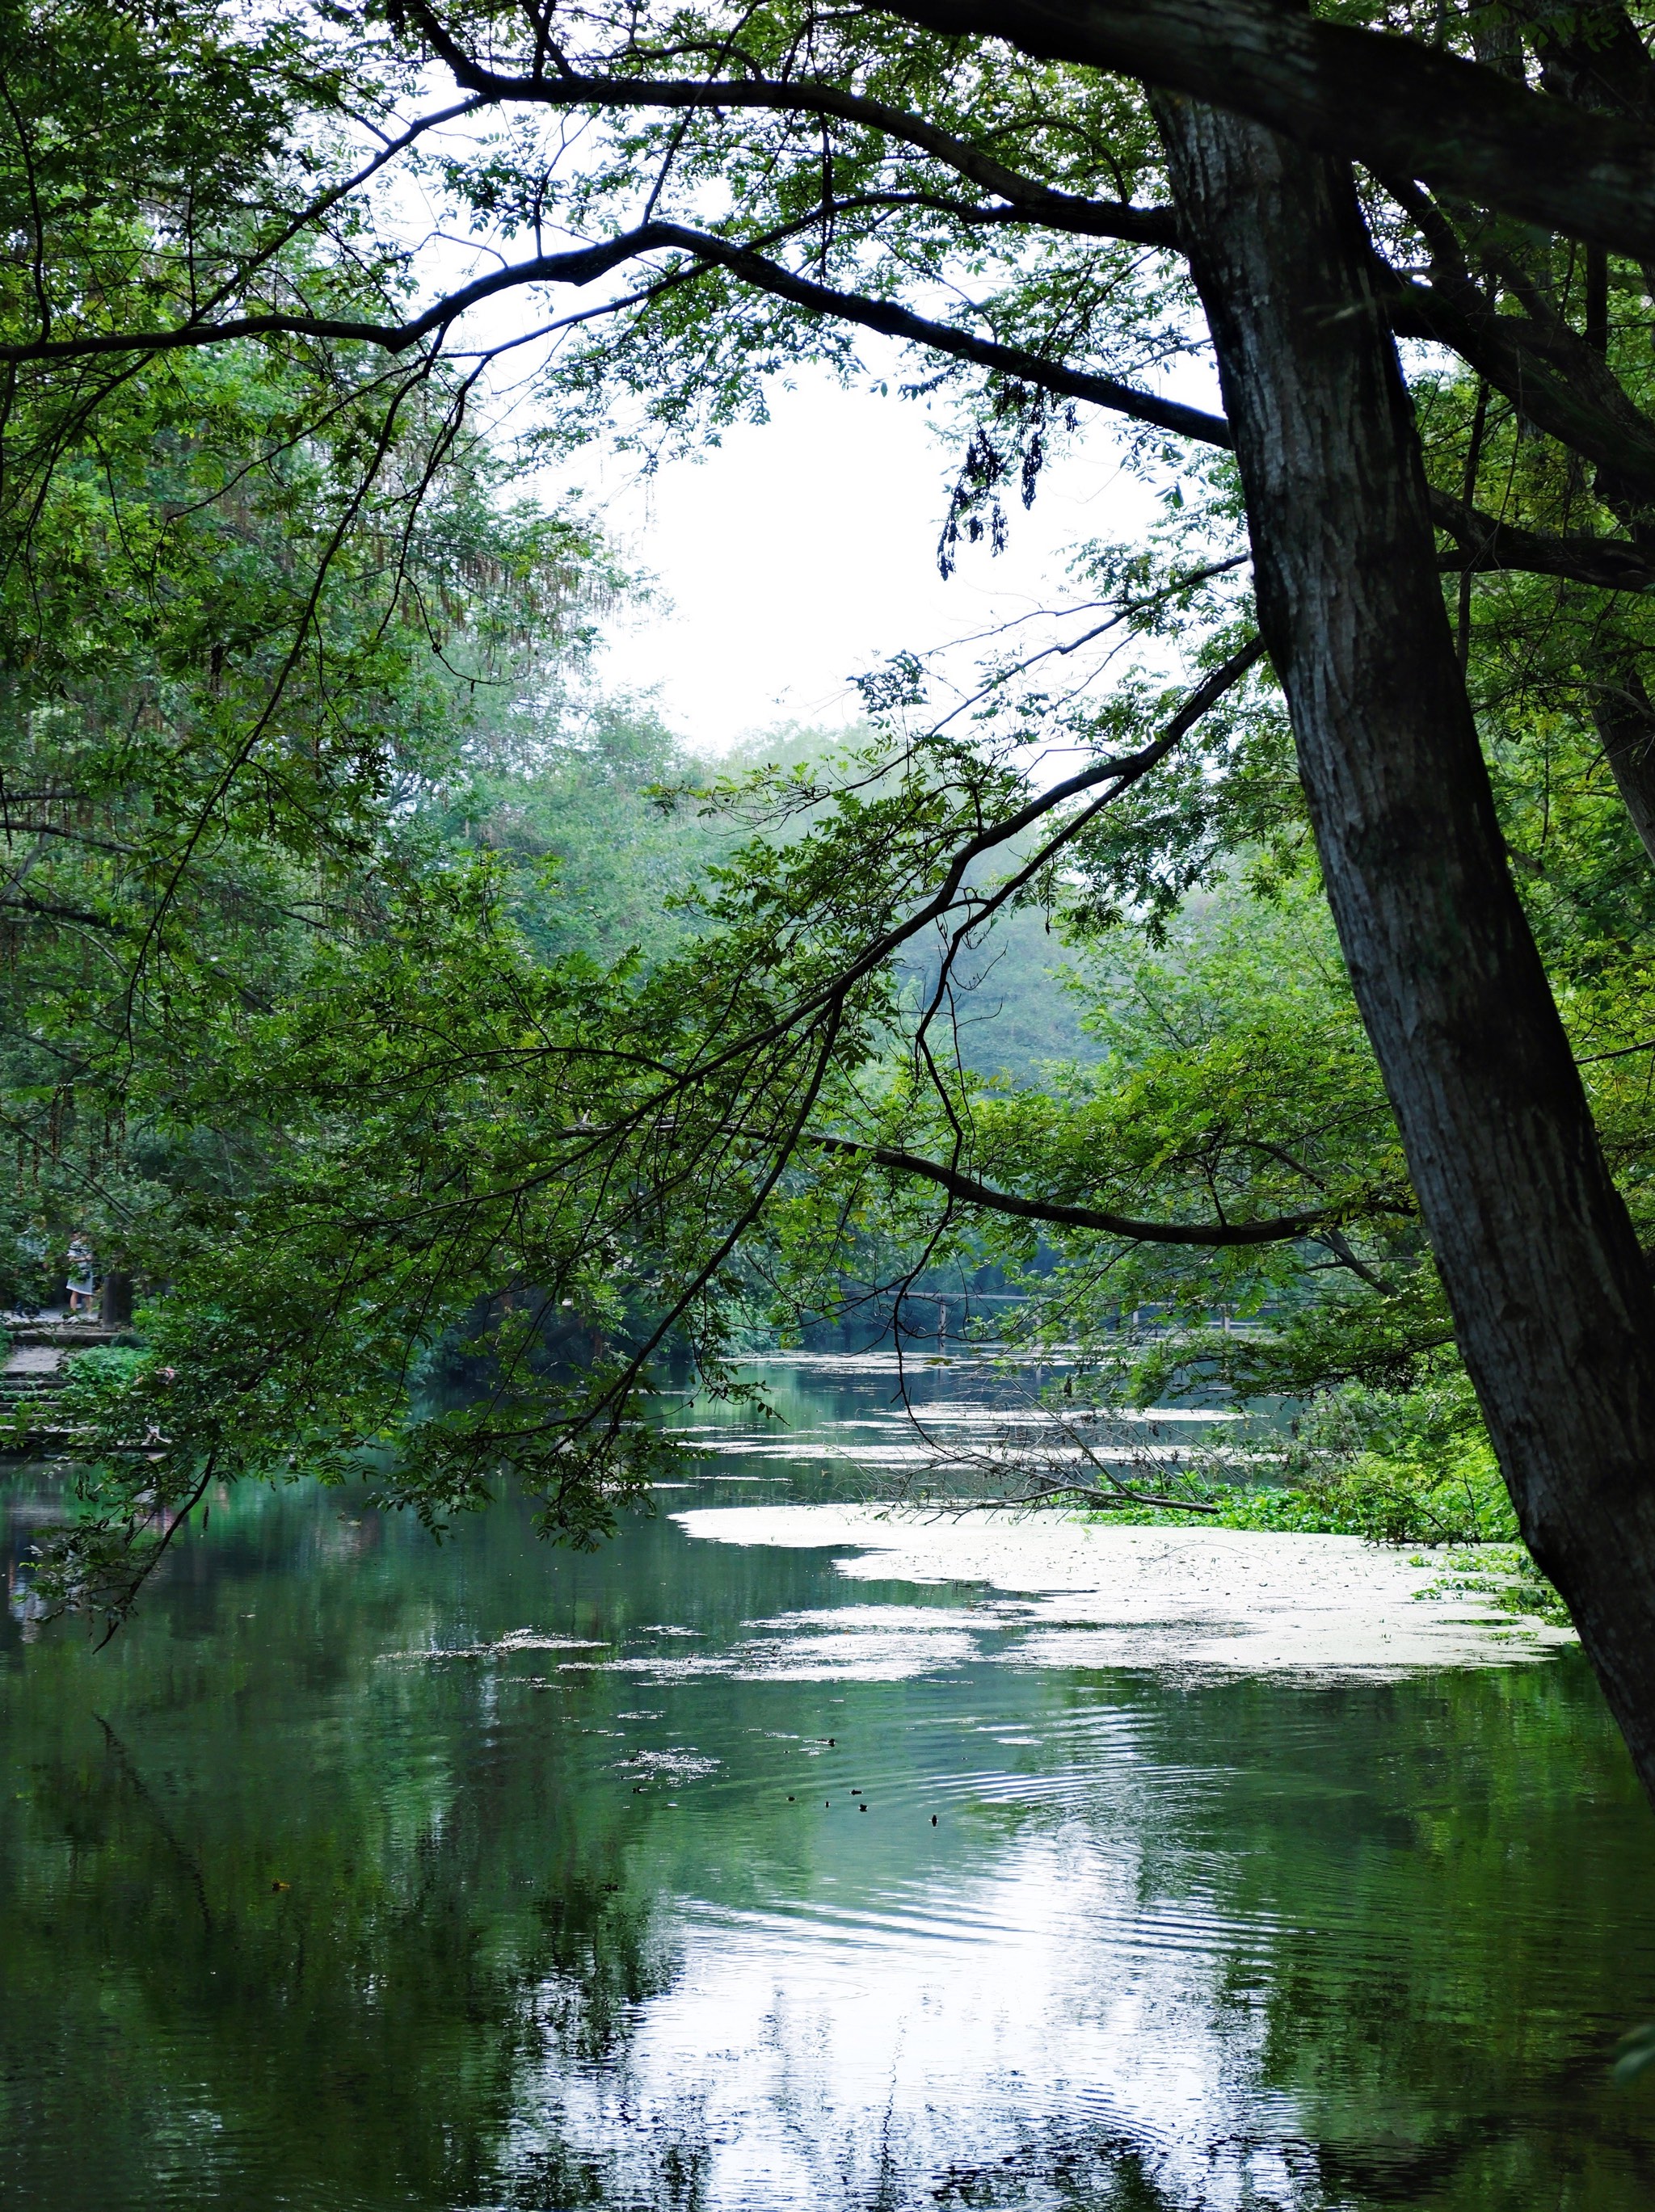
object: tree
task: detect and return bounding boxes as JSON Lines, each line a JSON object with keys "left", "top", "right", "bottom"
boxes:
{"left": 15, "top": 2, "right": 1655, "bottom": 1794}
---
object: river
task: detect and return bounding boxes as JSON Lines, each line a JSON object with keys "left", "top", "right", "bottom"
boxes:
{"left": 3, "top": 1350, "right": 1654, "bottom": 2209}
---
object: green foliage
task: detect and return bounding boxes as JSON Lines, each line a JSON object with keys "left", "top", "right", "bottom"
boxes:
{"left": 423, "top": 699, "right": 725, "bottom": 963}
{"left": 11, "top": 0, "right": 1655, "bottom": 1644}
{"left": 1194, "top": 1381, "right": 1525, "bottom": 1549}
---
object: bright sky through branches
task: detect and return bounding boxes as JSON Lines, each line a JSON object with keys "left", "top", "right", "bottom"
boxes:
{"left": 576, "top": 366, "right": 1164, "bottom": 751}
{"left": 368, "top": 97, "right": 1194, "bottom": 757}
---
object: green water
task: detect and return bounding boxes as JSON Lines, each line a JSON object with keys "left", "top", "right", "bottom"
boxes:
{"left": 3, "top": 1352, "right": 1655, "bottom": 2210}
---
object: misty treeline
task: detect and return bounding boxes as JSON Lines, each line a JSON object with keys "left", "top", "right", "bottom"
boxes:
{"left": 11, "top": 0, "right": 1655, "bottom": 1786}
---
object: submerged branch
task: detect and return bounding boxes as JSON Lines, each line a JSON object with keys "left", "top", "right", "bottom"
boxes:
{"left": 918, "top": 1479, "right": 1220, "bottom": 1513}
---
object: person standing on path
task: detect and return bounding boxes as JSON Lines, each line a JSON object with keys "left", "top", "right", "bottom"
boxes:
{"left": 65, "top": 1231, "right": 97, "bottom": 1318}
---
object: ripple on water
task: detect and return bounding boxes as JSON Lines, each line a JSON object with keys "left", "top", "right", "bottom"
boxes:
{"left": 6, "top": 1354, "right": 1653, "bottom": 2212}
{"left": 550, "top": 1604, "right": 986, "bottom": 1684}
{"left": 499, "top": 1827, "right": 1311, "bottom": 2210}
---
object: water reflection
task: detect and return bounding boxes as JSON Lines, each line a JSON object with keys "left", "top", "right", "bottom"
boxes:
{"left": 2, "top": 1354, "right": 1654, "bottom": 2209}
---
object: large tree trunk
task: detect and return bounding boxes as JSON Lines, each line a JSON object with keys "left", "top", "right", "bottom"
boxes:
{"left": 1153, "top": 93, "right": 1655, "bottom": 1796}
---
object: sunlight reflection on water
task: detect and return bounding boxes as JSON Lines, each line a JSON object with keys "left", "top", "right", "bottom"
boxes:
{"left": 3, "top": 1352, "right": 1654, "bottom": 2210}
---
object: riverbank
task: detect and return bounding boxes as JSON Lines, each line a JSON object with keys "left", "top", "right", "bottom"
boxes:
{"left": 674, "top": 1504, "right": 1576, "bottom": 1676}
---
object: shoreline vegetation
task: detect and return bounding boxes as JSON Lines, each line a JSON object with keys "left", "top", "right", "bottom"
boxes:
{"left": 7, "top": 1335, "right": 1571, "bottom": 1629}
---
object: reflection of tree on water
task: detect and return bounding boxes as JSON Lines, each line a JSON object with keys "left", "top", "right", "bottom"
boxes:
{"left": 6, "top": 1722, "right": 678, "bottom": 2208}
{"left": 929, "top": 2123, "right": 1297, "bottom": 2210}
{"left": 5, "top": 1373, "right": 1655, "bottom": 2211}
{"left": 1, "top": 1480, "right": 684, "bottom": 2207}
{"left": 8, "top": 1554, "right": 48, "bottom": 1641}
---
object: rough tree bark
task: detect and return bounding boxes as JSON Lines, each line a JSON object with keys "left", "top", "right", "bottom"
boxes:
{"left": 1153, "top": 92, "right": 1655, "bottom": 1798}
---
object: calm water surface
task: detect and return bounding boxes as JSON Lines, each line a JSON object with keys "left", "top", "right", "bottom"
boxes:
{"left": 3, "top": 1353, "right": 1655, "bottom": 2210}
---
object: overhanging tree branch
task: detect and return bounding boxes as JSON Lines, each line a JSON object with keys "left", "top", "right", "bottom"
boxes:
{"left": 1430, "top": 492, "right": 1655, "bottom": 593}
{"left": 1387, "top": 271, "right": 1655, "bottom": 507}
{"left": 398, "top": 11, "right": 1181, "bottom": 247}
{"left": 0, "top": 218, "right": 1229, "bottom": 444}
{"left": 811, "top": 1133, "right": 1337, "bottom": 1243}
{"left": 725, "top": 636, "right": 1266, "bottom": 1070}
{"left": 664, "top": 232, "right": 1231, "bottom": 443}
{"left": 885, "top": 0, "right": 1655, "bottom": 262}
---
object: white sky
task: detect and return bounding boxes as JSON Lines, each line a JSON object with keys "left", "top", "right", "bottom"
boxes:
{"left": 563, "top": 363, "right": 1168, "bottom": 752}
{"left": 364, "top": 75, "right": 1236, "bottom": 755}
{"left": 376, "top": 107, "right": 1217, "bottom": 755}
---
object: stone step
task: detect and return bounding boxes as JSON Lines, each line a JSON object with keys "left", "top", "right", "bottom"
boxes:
{"left": 0, "top": 1361, "right": 68, "bottom": 1450}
